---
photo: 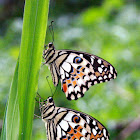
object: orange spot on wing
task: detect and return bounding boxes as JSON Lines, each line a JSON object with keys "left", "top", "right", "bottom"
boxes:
{"left": 71, "top": 135, "right": 76, "bottom": 140}
{"left": 72, "top": 80, "right": 77, "bottom": 86}
{"left": 103, "top": 61, "right": 108, "bottom": 67}
{"left": 75, "top": 125, "right": 83, "bottom": 132}
{"left": 67, "top": 79, "right": 71, "bottom": 84}
{"left": 74, "top": 131, "right": 83, "bottom": 139}
{"left": 97, "top": 123, "right": 104, "bottom": 130}
{"left": 63, "top": 83, "right": 67, "bottom": 93}
{"left": 67, "top": 126, "right": 74, "bottom": 134}
{"left": 67, "top": 126, "right": 83, "bottom": 139}
{"left": 75, "top": 75, "right": 79, "bottom": 79}
{"left": 78, "top": 72, "right": 84, "bottom": 77}
{"left": 101, "top": 71, "right": 105, "bottom": 76}
{"left": 90, "top": 132, "right": 104, "bottom": 139}
{"left": 79, "top": 67, "right": 84, "bottom": 71}
{"left": 71, "top": 68, "right": 76, "bottom": 75}
{"left": 95, "top": 72, "right": 100, "bottom": 77}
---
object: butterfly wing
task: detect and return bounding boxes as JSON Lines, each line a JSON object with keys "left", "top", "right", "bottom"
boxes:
{"left": 55, "top": 107, "right": 110, "bottom": 140}
{"left": 56, "top": 50, "right": 117, "bottom": 100}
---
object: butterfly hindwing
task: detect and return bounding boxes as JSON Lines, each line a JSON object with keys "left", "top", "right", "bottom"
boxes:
{"left": 54, "top": 107, "right": 109, "bottom": 140}
{"left": 58, "top": 50, "right": 117, "bottom": 100}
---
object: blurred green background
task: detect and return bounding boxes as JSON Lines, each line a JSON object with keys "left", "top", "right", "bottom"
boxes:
{"left": 0, "top": 0, "right": 140, "bottom": 139}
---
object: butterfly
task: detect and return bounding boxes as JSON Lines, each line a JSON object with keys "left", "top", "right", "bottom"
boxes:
{"left": 39, "top": 96, "right": 110, "bottom": 140}
{"left": 43, "top": 42, "right": 117, "bottom": 100}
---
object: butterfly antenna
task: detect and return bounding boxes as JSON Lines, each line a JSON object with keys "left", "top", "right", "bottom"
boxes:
{"left": 46, "top": 76, "right": 53, "bottom": 96}
{"left": 52, "top": 86, "right": 58, "bottom": 98}
{"left": 49, "top": 21, "right": 54, "bottom": 43}
{"left": 37, "top": 92, "right": 44, "bottom": 100}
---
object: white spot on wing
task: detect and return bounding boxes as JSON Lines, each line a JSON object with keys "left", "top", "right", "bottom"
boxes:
{"left": 71, "top": 94, "right": 75, "bottom": 100}
{"left": 75, "top": 86, "right": 80, "bottom": 93}
{"left": 68, "top": 86, "right": 74, "bottom": 93}
{"left": 83, "top": 87, "right": 87, "bottom": 93}
{"left": 93, "top": 120, "right": 96, "bottom": 125}
{"left": 94, "top": 81, "right": 97, "bottom": 84}
{"left": 65, "top": 54, "right": 76, "bottom": 63}
{"left": 80, "top": 137, "right": 86, "bottom": 140}
{"left": 110, "top": 66, "right": 113, "bottom": 74}
{"left": 62, "top": 62, "right": 71, "bottom": 72}
{"left": 85, "top": 68, "right": 90, "bottom": 74}
{"left": 77, "top": 79, "right": 84, "bottom": 86}
{"left": 98, "top": 67, "right": 103, "bottom": 73}
{"left": 69, "top": 122, "right": 77, "bottom": 128}
{"left": 81, "top": 129, "right": 87, "bottom": 136}
{"left": 64, "top": 112, "right": 74, "bottom": 122}
{"left": 98, "top": 59, "right": 102, "bottom": 64}
{"left": 104, "top": 75, "right": 107, "bottom": 79}
{"left": 98, "top": 77, "right": 103, "bottom": 80}
{"left": 92, "top": 128, "right": 97, "bottom": 136}
{"left": 84, "top": 76, "right": 90, "bottom": 81}
{"left": 59, "top": 120, "right": 69, "bottom": 131}
{"left": 103, "top": 129, "right": 107, "bottom": 137}
{"left": 108, "top": 73, "right": 112, "bottom": 78}
{"left": 91, "top": 57, "right": 94, "bottom": 65}
{"left": 66, "top": 73, "right": 69, "bottom": 77}
{"left": 91, "top": 56, "right": 95, "bottom": 59}
{"left": 77, "top": 93, "right": 81, "bottom": 98}
{"left": 86, "top": 117, "right": 90, "bottom": 124}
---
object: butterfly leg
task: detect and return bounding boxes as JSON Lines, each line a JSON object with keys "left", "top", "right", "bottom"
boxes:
{"left": 34, "top": 114, "right": 41, "bottom": 119}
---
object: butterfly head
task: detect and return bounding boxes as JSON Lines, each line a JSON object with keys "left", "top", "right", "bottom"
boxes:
{"left": 44, "top": 42, "right": 54, "bottom": 50}
{"left": 40, "top": 97, "right": 56, "bottom": 120}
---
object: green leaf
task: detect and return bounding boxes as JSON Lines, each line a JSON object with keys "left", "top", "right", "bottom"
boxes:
{"left": 1, "top": 60, "right": 19, "bottom": 140}
{"left": 1, "top": 0, "right": 50, "bottom": 139}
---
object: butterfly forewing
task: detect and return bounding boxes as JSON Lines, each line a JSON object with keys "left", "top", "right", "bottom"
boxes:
{"left": 44, "top": 43, "right": 117, "bottom": 100}
{"left": 41, "top": 97, "right": 110, "bottom": 140}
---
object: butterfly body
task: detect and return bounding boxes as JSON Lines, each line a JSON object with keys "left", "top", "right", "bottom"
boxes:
{"left": 43, "top": 43, "right": 117, "bottom": 100}
{"left": 41, "top": 97, "right": 110, "bottom": 140}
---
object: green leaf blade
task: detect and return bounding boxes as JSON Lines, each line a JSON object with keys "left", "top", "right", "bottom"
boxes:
{"left": 1, "top": 0, "right": 50, "bottom": 139}
{"left": 18, "top": 0, "right": 49, "bottom": 139}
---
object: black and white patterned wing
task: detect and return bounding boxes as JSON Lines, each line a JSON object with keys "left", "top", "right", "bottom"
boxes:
{"left": 59, "top": 50, "right": 117, "bottom": 100}
{"left": 55, "top": 107, "right": 110, "bottom": 140}
{"left": 41, "top": 97, "right": 110, "bottom": 140}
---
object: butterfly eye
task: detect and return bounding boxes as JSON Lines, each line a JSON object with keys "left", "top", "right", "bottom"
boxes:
{"left": 48, "top": 97, "right": 53, "bottom": 103}
{"left": 73, "top": 57, "right": 83, "bottom": 63}
{"left": 48, "top": 42, "right": 53, "bottom": 48}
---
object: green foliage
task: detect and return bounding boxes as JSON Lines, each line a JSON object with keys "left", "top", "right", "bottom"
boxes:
{"left": 1, "top": 61, "right": 19, "bottom": 140}
{"left": 1, "top": 0, "right": 50, "bottom": 139}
